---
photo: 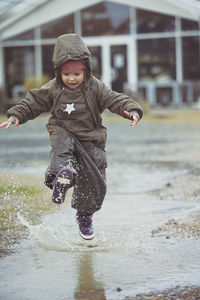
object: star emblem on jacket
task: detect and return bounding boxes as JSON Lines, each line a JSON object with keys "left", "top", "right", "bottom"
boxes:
{"left": 64, "top": 103, "right": 75, "bottom": 115}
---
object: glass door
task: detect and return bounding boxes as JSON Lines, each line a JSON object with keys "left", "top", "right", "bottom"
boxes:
{"left": 86, "top": 36, "right": 135, "bottom": 92}
{"left": 110, "top": 45, "right": 127, "bottom": 92}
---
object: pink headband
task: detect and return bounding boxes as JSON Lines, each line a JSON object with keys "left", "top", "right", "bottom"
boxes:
{"left": 61, "top": 60, "right": 86, "bottom": 74}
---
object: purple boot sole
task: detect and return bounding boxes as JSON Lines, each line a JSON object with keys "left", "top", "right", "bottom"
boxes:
{"left": 52, "top": 167, "right": 74, "bottom": 204}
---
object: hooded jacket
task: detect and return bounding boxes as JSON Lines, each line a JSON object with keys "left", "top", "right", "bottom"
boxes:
{"left": 7, "top": 33, "right": 143, "bottom": 148}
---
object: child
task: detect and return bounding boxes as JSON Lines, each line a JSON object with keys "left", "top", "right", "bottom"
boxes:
{"left": 0, "top": 33, "right": 143, "bottom": 240}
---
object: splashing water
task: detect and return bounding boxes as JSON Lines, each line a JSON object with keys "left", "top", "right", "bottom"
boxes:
{"left": 17, "top": 203, "right": 126, "bottom": 253}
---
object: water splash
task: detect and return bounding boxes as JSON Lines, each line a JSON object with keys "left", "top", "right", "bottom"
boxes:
{"left": 17, "top": 208, "right": 125, "bottom": 253}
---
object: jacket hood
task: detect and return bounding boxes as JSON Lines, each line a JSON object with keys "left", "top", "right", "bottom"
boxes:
{"left": 52, "top": 34, "right": 92, "bottom": 82}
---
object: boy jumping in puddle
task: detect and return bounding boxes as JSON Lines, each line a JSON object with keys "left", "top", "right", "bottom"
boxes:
{"left": 0, "top": 34, "right": 143, "bottom": 240}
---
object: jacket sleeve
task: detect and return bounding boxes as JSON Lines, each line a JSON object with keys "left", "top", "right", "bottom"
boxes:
{"left": 95, "top": 78, "right": 143, "bottom": 119}
{"left": 7, "top": 80, "right": 54, "bottom": 124}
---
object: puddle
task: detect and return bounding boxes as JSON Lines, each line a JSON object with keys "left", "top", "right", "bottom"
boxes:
{"left": 1, "top": 192, "right": 200, "bottom": 299}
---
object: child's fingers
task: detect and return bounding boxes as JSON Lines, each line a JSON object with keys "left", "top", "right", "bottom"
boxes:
{"left": 5, "top": 121, "right": 12, "bottom": 129}
{"left": 15, "top": 120, "right": 19, "bottom": 128}
{"left": 124, "top": 110, "right": 139, "bottom": 121}
{"left": 0, "top": 120, "right": 19, "bottom": 129}
{"left": 124, "top": 110, "right": 130, "bottom": 117}
{"left": 130, "top": 120, "right": 137, "bottom": 128}
{"left": 124, "top": 110, "right": 139, "bottom": 128}
{"left": 0, "top": 121, "right": 10, "bottom": 129}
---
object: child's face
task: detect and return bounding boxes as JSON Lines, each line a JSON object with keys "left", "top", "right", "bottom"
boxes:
{"left": 61, "top": 69, "right": 85, "bottom": 89}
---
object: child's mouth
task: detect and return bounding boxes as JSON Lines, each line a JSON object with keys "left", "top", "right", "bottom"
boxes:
{"left": 68, "top": 83, "right": 77, "bottom": 86}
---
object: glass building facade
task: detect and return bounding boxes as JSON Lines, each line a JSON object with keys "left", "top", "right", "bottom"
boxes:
{"left": 1, "top": 1, "right": 200, "bottom": 106}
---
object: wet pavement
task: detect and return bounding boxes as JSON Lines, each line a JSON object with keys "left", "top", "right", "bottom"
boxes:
{"left": 0, "top": 110, "right": 200, "bottom": 299}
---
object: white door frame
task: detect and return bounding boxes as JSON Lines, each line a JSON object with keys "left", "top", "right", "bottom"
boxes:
{"left": 83, "top": 35, "right": 138, "bottom": 90}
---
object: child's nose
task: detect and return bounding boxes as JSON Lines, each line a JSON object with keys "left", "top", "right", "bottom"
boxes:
{"left": 69, "top": 76, "right": 76, "bottom": 81}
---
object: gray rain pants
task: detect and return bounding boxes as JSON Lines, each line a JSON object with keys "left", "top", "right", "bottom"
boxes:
{"left": 45, "top": 124, "right": 107, "bottom": 214}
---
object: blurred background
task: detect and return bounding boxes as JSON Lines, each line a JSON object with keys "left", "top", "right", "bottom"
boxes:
{"left": 0, "top": 0, "right": 199, "bottom": 112}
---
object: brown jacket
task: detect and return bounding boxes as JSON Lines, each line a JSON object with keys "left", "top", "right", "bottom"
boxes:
{"left": 7, "top": 33, "right": 143, "bottom": 148}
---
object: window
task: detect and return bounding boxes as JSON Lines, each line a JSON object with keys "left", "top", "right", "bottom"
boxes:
{"left": 41, "top": 14, "right": 74, "bottom": 39}
{"left": 4, "top": 47, "right": 35, "bottom": 98}
{"left": 42, "top": 45, "right": 55, "bottom": 79}
{"left": 111, "top": 45, "right": 127, "bottom": 92}
{"left": 137, "top": 38, "right": 176, "bottom": 81}
{"left": 136, "top": 9, "right": 175, "bottom": 33}
{"left": 81, "top": 1, "right": 130, "bottom": 36}
{"left": 182, "top": 36, "right": 200, "bottom": 80}
{"left": 88, "top": 46, "right": 102, "bottom": 80}
{"left": 181, "top": 18, "right": 199, "bottom": 31}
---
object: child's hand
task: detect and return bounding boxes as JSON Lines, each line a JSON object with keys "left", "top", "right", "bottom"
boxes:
{"left": 0, "top": 119, "right": 19, "bottom": 129}
{"left": 124, "top": 110, "right": 139, "bottom": 128}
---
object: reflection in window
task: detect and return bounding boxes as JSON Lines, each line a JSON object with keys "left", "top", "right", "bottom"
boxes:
{"left": 42, "top": 45, "right": 55, "bottom": 79}
{"left": 4, "top": 47, "right": 35, "bottom": 98}
{"left": 136, "top": 9, "right": 175, "bottom": 33}
{"left": 81, "top": 1, "right": 130, "bottom": 36}
{"left": 182, "top": 36, "right": 200, "bottom": 80}
{"left": 181, "top": 18, "right": 199, "bottom": 31}
{"left": 137, "top": 38, "right": 176, "bottom": 82}
{"left": 41, "top": 14, "right": 74, "bottom": 39}
{"left": 88, "top": 46, "right": 102, "bottom": 80}
{"left": 4, "top": 30, "right": 34, "bottom": 41}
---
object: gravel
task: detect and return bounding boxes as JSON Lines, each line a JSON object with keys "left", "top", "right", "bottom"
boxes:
{"left": 128, "top": 285, "right": 200, "bottom": 299}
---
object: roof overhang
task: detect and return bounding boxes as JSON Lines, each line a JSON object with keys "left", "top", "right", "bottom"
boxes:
{"left": 0, "top": 0, "right": 200, "bottom": 40}
{"left": 0, "top": 0, "right": 101, "bottom": 40}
